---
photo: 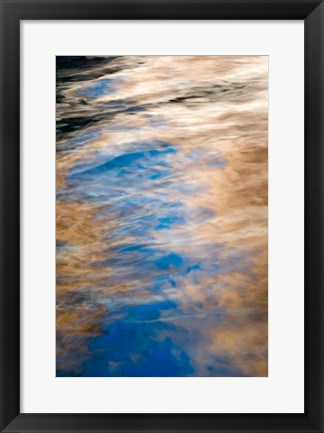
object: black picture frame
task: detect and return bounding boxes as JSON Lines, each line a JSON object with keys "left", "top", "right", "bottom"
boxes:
{"left": 0, "top": 1, "right": 323, "bottom": 432}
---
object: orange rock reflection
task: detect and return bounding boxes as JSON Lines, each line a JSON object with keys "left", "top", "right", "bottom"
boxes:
{"left": 56, "top": 56, "right": 268, "bottom": 376}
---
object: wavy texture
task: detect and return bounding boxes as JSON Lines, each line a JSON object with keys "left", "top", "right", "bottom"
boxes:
{"left": 56, "top": 56, "right": 268, "bottom": 377}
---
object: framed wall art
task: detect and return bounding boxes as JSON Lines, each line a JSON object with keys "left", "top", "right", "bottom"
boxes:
{"left": 0, "top": 1, "right": 323, "bottom": 432}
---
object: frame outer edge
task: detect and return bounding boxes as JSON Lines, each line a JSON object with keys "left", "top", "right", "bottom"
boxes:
{"left": 0, "top": 0, "right": 323, "bottom": 432}
{"left": 304, "top": 2, "right": 324, "bottom": 432}
{"left": 0, "top": 0, "right": 21, "bottom": 432}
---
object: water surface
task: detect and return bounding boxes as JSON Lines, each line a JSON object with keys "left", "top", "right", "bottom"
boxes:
{"left": 56, "top": 56, "right": 268, "bottom": 377}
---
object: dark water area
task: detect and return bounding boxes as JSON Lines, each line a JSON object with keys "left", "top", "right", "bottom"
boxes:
{"left": 56, "top": 56, "right": 268, "bottom": 377}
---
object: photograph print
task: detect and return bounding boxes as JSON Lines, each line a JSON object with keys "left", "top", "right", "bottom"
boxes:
{"left": 56, "top": 55, "right": 268, "bottom": 377}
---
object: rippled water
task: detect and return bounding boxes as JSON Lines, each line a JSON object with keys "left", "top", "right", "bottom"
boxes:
{"left": 56, "top": 56, "right": 268, "bottom": 377}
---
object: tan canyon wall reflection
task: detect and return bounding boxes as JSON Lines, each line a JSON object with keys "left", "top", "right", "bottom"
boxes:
{"left": 56, "top": 56, "right": 268, "bottom": 377}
